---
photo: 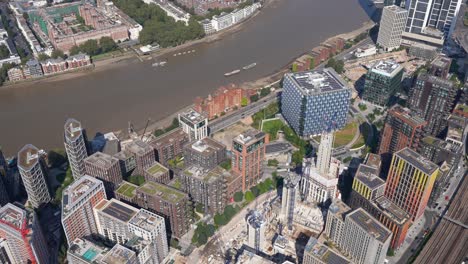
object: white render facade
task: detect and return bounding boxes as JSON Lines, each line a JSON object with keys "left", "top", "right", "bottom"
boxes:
{"left": 64, "top": 118, "right": 88, "bottom": 180}
{"left": 378, "top": 5, "right": 408, "bottom": 51}
{"left": 179, "top": 109, "right": 208, "bottom": 141}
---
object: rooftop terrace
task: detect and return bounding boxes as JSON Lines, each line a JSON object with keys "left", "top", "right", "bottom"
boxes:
{"left": 370, "top": 60, "right": 402, "bottom": 77}
{"left": 184, "top": 165, "right": 226, "bottom": 182}
{"left": 304, "top": 237, "right": 350, "bottom": 264}
{"left": 63, "top": 175, "right": 104, "bottom": 215}
{"left": 348, "top": 208, "right": 391, "bottom": 243}
{"left": 115, "top": 181, "right": 138, "bottom": 199}
{"left": 129, "top": 209, "right": 164, "bottom": 233}
{"left": 101, "top": 244, "right": 136, "bottom": 264}
{"left": 287, "top": 68, "right": 348, "bottom": 95}
{"left": 17, "top": 144, "right": 40, "bottom": 171}
{"left": 234, "top": 129, "right": 266, "bottom": 145}
{"left": 396, "top": 148, "right": 439, "bottom": 175}
{"left": 0, "top": 203, "right": 26, "bottom": 230}
{"left": 64, "top": 118, "right": 83, "bottom": 141}
{"left": 189, "top": 137, "right": 225, "bottom": 155}
{"left": 68, "top": 238, "right": 108, "bottom": 263}
{"left": 179, "top": 108, "right": 206, "bottom": 125}
{"left": 145, "top": 162, "right": 168, "bottom": 176}
{"left": 138, "top": 181, "right": 186, "bottom": 202}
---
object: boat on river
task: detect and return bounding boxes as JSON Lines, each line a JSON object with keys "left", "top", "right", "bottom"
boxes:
{"left": 224, "top": 69, "right": 241, "bottom": 77}
{"left": 242, "top": 62, "right": 257, "bottom": 70}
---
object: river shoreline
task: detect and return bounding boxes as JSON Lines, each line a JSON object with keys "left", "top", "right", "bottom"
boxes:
{"left": 135, "top": 20, "right": 375, "bottom": 137}
{"left": 1, "top": 0, "right": 273, "bottom": 90}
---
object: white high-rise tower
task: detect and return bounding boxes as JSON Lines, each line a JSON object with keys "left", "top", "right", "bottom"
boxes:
{"left": 64, "top": 118, "right": 88, "bottom": 180}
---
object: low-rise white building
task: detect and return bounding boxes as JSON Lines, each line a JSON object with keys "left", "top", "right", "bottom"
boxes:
{"left": 203, "top": 3, "right": 261, "bottom": 34}
{"left": 354, "top": 44, "right": 377, "bottom": 58}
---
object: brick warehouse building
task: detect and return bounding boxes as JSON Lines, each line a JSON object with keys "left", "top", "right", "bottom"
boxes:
{"left": 194, "top": 85, "right": 255, "bottom": 119}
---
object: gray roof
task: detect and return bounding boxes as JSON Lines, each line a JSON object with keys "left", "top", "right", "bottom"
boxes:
{"left": 395, "top": 148, "right": 439, "bottom": 175}
{"left": 355, "top": 164, "right": 385, "bottom": 190}
{"left": 347, "top": 208, "right": 392, "bottom": 243}
{"left": 285, "top": 68, "right": 349, "bottom": 96}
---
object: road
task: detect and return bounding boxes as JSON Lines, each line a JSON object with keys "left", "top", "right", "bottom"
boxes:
{"left": 209, "top": 91, "right": 280, "bottom": 133}
{"left": 208, "top": 37, "right": 376, "bottom": 136}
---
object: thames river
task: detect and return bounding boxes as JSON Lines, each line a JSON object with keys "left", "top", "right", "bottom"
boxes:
{"left": 0, "top": 0, "right": 372, "bottom": 155}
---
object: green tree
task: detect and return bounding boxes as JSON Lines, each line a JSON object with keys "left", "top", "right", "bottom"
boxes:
{"left": 38, "top": 53, "right": 50, "bottom": 61}
{"left": 69, "top": 46, "right": 81, "bottom": 55}
{"left": 267, "top": 159, "right": 279, "bottom": 167}
{"left": 214, "top": 213, "right": 227, "bottom": 226}
{"left": 80, "top": 39, "right": 101, "bottom": 56}
{"left": 245, "top": 191, "right": 255, "bottom": 202}
{"left": 99, "top": 36, "right": 118, "bottom": 53}
{"left": 250, "top": 186, "right": 260, "bottom": 197}
{"left": 309, "top": 56, "right": 315, "bottom": 69}
{"left": 250, "top": 94, "right": 259, "bottom": 102}
{"left": 0, "top": 44, "right": 10, "bottom": 59}
{"left": 234, "top": 191, "right": 243, "bottom": 202}
{"left": 292, "top": 63, "right": 298, "bottom": 72}
{"left": 241, "top": 97, "right": 248, "bottom": 107}
{"left": 51, "top": 49, "right": 65, "bottom": 59}
{"left": 260, "top": 87, "right": 270, "bottom": 97}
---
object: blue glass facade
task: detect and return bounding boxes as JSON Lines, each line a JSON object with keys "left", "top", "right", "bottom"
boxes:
{"left": 281, "top": 69, "right": 351, "bottom": 137}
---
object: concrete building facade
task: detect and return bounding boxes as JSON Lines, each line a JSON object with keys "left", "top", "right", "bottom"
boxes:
{"left": 64, "top": 118, "right": 88, "bottom": 180}
{"left": 178, "top": 109, "right": 208, "bottom": 141}
{"left": 377, "top": 5, "right": 408, "bottom": 51}
{"left": 17, "top": 144, "right": 51, "bottom": 209}
{"left": 183, "top": 137, "right": 226, "bottom": 170}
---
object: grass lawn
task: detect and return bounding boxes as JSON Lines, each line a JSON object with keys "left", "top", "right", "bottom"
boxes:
{"left": 92, "top": 50, "right": 123, "bottom": 61}
{"left": 315, "top": 122, "right": 360, "bottom": 148}
{"left": 261, "top": 119, "right": 284, "bottom": 140}
{"left": 334, "top": 122, "right": 358, "bottom": 147}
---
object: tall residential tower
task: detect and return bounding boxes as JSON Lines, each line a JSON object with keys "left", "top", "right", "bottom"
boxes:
{"left": 64, "top": 118, "right": 88, "bottom": 180}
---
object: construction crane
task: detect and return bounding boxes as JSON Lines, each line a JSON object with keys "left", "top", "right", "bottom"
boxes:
{"left": 141, "top": 118, "right": 151, "bottom": 141}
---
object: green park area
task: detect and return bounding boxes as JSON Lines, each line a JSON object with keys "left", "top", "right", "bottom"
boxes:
{"left": 314, "top": 121, "right": 364, "bottom": 148}
{"left": 261, "top": 119, "right": 284, "bottom": 140}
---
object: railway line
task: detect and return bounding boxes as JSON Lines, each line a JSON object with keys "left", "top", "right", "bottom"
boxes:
{"left": 414, "top": 172, "right": 468, "bottom": 264}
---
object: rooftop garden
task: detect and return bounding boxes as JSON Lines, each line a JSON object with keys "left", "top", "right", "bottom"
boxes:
{"left": 116, "top": 182, "right": 138, "bottom": 198}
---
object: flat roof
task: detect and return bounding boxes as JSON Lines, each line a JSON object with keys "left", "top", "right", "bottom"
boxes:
{"left": 115, "top": 181, "right": 138, "bottom": 199}
{"left": 85, "top": 152, "right": 119, "bottom": 168}
{"left": 125, "top": 139, "right": 153, "bottom": 156}
{"left": 64, "top": 118, "right": 83, "bottom": 141}
{"left": 150, "top": 127, "right": 187, "bottom": 148}
{"left": 304, "top": 237, "right": 350, "bottom": 264}
{"left": 374, "top": 196, "right": 409, "bottom": 224}
{"left": 233, "top": 129, "right": 266, "bottom": 145}
{"left": 17, "top": 144, "right": 40, "bottom": 171}
{"left": 179, "top": 108, "right": 206, "bottom": 125}
{"left": 101, "top": 244, "right": 136, "bottom": 264}
{"left": 145, "top": 161, "right": 168, "bottom": 176}
{"left": 68, "top": 238, "right": 108, "bottom": 262}
{"left": 389, "top": 105, "right": 426, "bottom": 128}
{"left": 355, "top": 164, "right": 385, "bottom": 190}
{"left": 187, "top": 137, "right": 225, "bottom": 155}
{"left": 128, "top": 209, "right": 164, "bottom": 233}
{"left": 0, "top": 203, "right": 26, "bottom": 230}
{"left": 328, "top": 199, "right": 352, "bottom": 219}
{"left": 285, "top": 68, "right": 349, "bottom": 95}
{"left": 63, "top": 175, "right": 104, "bottom": 215}
{"left": 395, "top": 148, "right": 439, "bottom": 175}
{"left": 99, "top": 199, "right": 138, "bottom": 223}
{"left": 384, "top": 4, "right": 408, "bottom": 13}
{"left": 348, "top": 208, "right": 391, "bottom": 243}
{"left": 365, "top": 153, "right": 381, "bottom": 169}
{"left": 370, "top": 60, "right": 403, "bottom": 77}
{"left": 418, "top": 73, "right": 454, "bottom": 88}
{"left": 431, "top": 55, "right": 451, "bottom": 68}
{"left": 183, "top": 165, "right": 226, "bottom": 182}
{"left": 138, "top": 181, "right": 187, "bottom": 202}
